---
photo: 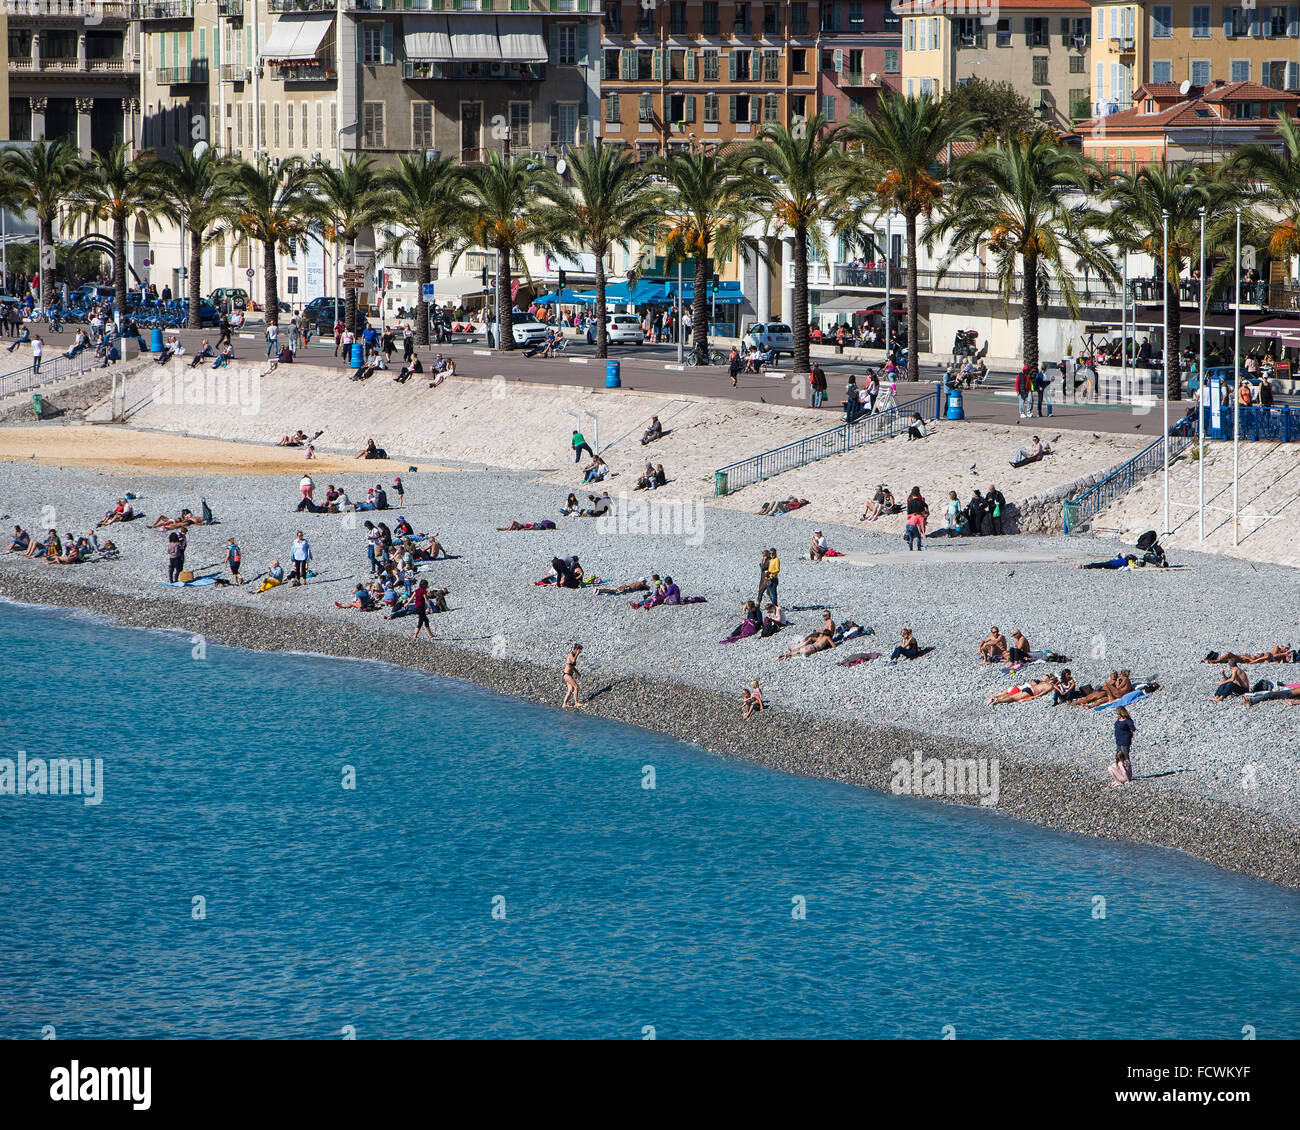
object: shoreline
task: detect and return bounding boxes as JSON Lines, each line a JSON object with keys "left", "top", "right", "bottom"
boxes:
{"left": 4, "top": 574, "right": 1297, "bottom": 890}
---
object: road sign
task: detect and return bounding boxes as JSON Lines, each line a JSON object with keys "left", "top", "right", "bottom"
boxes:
{"left": 421, "top": 283, "right": 437, "bottom": 300}
{"left": 246, "top": 268, "right": 254, "bottom": 278}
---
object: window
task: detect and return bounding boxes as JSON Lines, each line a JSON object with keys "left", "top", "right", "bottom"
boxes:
{"left": 558, "top": 25, "right": 578, "bottom": 66}
{"left": 791, "top": 48, "right": 807, "bottom": 73}
{"left": 214, "top": 235, "right": 225, "bottom": 268}
{"left": 331, "top": 101, "right": 337, "bottom": 141}
{"left": 638, "top": 93, "right": 653, "bottom": 122}
{"left": 884, "top": 49, "right": 899, "bottom": 74}
{"left": 1264, "top": 60, "right": 1288, "bottom": 88}
{"left": 762, "top": 50, "right": 780, "bottom": 81}
{"left": 636, "top": 48, "right": 653, "bottom": 81}
{"left": 316, "top": 102, "right": 323, "bottom": 148}
{"left": 508, "top": 102, "right": 529, "bottom": 150}
{"left": 1152, "top": 6, "right": 1172, "bottom": 37}
{"left": 791, "top": 94, "right": 807, "bottom": 118}
{"left": 791, "top": 3, "right": 809, "bottom": 36}
{"left": 764, "top": 93, "right": 779, "bottom": 121}
{"left": 669, "top": 1, "right": 686, "bottom": 36}
{"left": 702, "top": 2, "right": 719, "bottom": 36}
{"left": 1191, "top": 5, "right": 1211, "bottom": 37}
{"left": 957, "top": 17, "right": 982, "bottom": 45}
{"left": 730, "top": 94, "right": 752, "bottom": 122}
{"left": 820, "top": 94, "right": 835, "bottom": 122}
{"left": 702, "top": 50, "right": 719, "bottom": 81}
{"left": 704, "top": 92, "right": 720, "bottom": 122}
{"left": 849, "top": 2, "right": 864, "bottom": 30}
{"left": 822, "top": 1, "right": 836, "bottom": 30}
{"left": 273, "top": 102, "right": 280, "bottom": 148}
{"left": 556, "top": 104, "right": 579, "bottom": 147}
{"left": 763, "top": 4, "right": 778, "bottom": 34}
{"left": 604, "top": 3, "right": 621, "bottom": 34}
{"left": 413, "top": 103, "right": 433, "bottom": 149}
{"left": 670, "top": 49, "right": 686, "bottom": 80}
{"left": 362, "top": 23, "right": 386, "bottom": 65}
{"left": 730, "top": 49, "right": 752, "bottom": 81}
{"left": 1190, "top": 59, "right": 1210, "bottom": 85}
{"left": 905, "top": 20, "right": 915, "bottom": 51}
{"left": 1032, "top": 56, "right": 1049, "bottom": 84}
{"left": 1270, "top": 6, "right": 1287, "bottom": 36}
{"left": 1151, "top": 59, "right": 1172, "bottom": 83}
{"left": 920, "top": 77, "right": 933, "bottom": 95}
{"left": 605, "top": 93, "right": 620, "bottom": 123}
{"left": 287, "top": 99, "right": 293, "bottom": 148}
{"left": 996, "top": 19, "right": 1011, "bottom": 47}
{"left": 301, "top": 104, "right": 307, "bottom": 151}
{"left": 603, "top": 47, "right": 619, "bottom": 80}
{"left": 1225, "top": 6, "right": 1249, "bottom": 37}
{"left": 1026, "top": 17, "right": 1048, "bottom": 46}
{"left": 1069, "top": 54, "right": 1085, "bottom": 73}
{"left": 637, "top": 2, "right": 653, "bottom": 32}
{"left": 258, "top": 101, "right": 265, "bottom": 145}
{"left": 1231, "top": 58, "right": 1250, "bottom": 82}
{"left": 733, "top": 3, "right": 750, "bottom": 35}
{"left": 362, "top": 102, "right": 384, "bottom": 148}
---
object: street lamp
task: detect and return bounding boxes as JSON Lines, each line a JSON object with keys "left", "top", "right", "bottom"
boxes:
{"left": 1198, "top": 205, "right": 1205, "bottom": 542}
{"left": 1233, "top": 207, "right": 1241, "bottom": 547}
{"left": 1162, "top": 208, "right": 1170, "bottom": 536}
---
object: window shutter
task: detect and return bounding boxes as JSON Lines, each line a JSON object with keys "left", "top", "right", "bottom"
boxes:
{"left": 549, "top": 0, "right": 559, "bottom": 11}
{"left": 1249, "top": 8, "right": 1261, "bottom": 35}
{"left": 550, "top": 103, "right": 559, "bottom": 146}
{"left": 653, "top": 48, "right": 663, "bottom": 79}
{"left": 729, "top": 94, "right": 737, "bottom": 121}
{"left": 382, "top": 23, "right": 394, "bottom": 64}
{"left": 1290, "top": 60, "right": 1300, "bottom": 85}
{"left": 550, "top": 25, "right": 559, "bottom": 62}
{"left": 621, "top": 47, "right": 634, "bottom": 80}
{"left": 834, "top": 49, "right": 843, "bottom": 73}
{"left": 1290, "top": 5, "right": 1299, "bottom": 35}
{"left": 577, "top": 28, "right": 588, "bottom": 67}
{"left": 684, "top": 94, "right": 696, "bottom": 122}
{"left": 729, "top": 50, "right": 738, "bottom": 80}
{"left": 686, "top": 50, "right": 696, "bottom": 80}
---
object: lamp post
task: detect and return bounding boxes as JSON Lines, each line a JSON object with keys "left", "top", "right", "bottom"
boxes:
{"left": 1234, "top": 206, "right": 1241, "bottom": 547}
{"left": 1162, "top": 208, "right": 1170, "bottom": 536}
{"left": 676, "top": 258, "right": 683, "bottom": 364}
{"left": 1198, "top": 205, "right": 1206, "bottom": 542}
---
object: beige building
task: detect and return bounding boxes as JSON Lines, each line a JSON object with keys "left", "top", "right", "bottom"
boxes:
{"left": 899, "top": 1, "right": 1093, "bottom": 132}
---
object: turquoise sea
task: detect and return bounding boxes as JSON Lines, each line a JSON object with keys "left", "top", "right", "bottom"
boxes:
{"left": 0, "top": 602, "right": 1296, "bottom": 1039}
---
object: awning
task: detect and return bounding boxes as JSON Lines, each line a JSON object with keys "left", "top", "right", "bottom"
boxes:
{"left": 1246, "top": 316, "right": 1300, "bottom": 342}
{"left": 403, "top": 15, "right": 452, "bottom": 61}
{"left": 496, "top": 16, "right": 546, "bottom": 63}
{"left": 448, "top": 15, "right": 501, "bottom": 61}
{"left": 817, "top": 294, "right": 869, "bottom": 314}
{"left": 261, "top": 13, "right": 332, "bottom": 62}
{"left": 534, "top": 288, "right": 591, "bottom": 305}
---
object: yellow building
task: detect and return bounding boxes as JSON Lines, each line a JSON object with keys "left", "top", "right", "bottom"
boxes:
{"left": 1091, "top": 3, "right": 1300, "bottom": 116}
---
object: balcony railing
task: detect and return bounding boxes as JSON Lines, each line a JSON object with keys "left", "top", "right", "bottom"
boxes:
{"left": 272, "top": 59, "right": 336, "bottom": 81}
{"left": 218, "top": 0, "right": 244, "bottom": 15}
{"left": 8, "top": 0, "right": 132, "bottom": 17}
{"left": 157, "top": 61, "right": 209, "bottom": 84}
{"left": 268, "top": 0, "right": 335, "bottom": 11}
{"left": 403, "top": 59, "right": 543, "bottom": 80}
{"left": 823, "top": 261, "right": 1124, "bottom": 306}
{"left": 219, "top": 62, "right": 250, "bottom": 82}
{"left": 87, "top": 58, "right": 132, "bottom": 72}
{"left": 135, "top": 0, "right": 193, "bottom": 18}
{"left": 10, "top": 57, "right": 34, "bottom": 70}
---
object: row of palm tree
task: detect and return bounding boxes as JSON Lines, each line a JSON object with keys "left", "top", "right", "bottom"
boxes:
{"left": 4, "top": 93, "right": 1298, "bottom": 387}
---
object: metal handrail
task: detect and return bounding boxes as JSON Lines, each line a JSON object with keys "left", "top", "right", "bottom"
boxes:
{"left": 715, "top": 392, "right": 931, "bottom": 496}
{"left": 1063, "top": 415, "right": 1196, "bottom": 533}
{"left": 0, "top": 348, "right": 97, "bottom": 401}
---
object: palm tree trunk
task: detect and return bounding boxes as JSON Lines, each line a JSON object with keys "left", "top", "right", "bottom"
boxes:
{"left": 905, "top": 209, "right": 919, "bottom": 384}
{"left": 793, "top": 223, "right": 810, "bottom": 373}
{"left": 692, "top": 254, "right": 708, "bottom": 365}
{"left": 188, "top": 228, "right": 202, "bottom": 329}
{"left": 1165, "top": 275, "right": 1183, "bottom": 401}
{"left": 1022, "top": 253, "right": 1039, "bottom": 375}
{"left": 415, "top": 237, "right": 430, "bottom": 347}
{"left": 346, "top": 236, "right": 359, "bottom": 336}
{"left": 112, "top": 215, "right": 127, "bottom": 324}
{"left": 496, "top": 242, "right": 514, "bottom": 350}
{"left": 594, "top": 249, "right": 608, "bottom": 359}
{"left": 263, "top": 239, "right": 279, "bottom": 327}
{"left": 39, "top": 219, "right": 53, "bottom": 314}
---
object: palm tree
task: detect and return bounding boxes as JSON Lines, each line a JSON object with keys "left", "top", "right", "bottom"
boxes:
{"left": 373, "top": 153, "right": 469, "bottom": 347}
{"left": 930, "top": 131, "right": 1119, "bottom": 377}
{"left": 308, "top": 155, "right": 385, "bottom": 335}
{"left": 1, "top": 138, "right": 88, "bottom": 313}
{"left": 154, "top": 146, "right": 240, "bottom": 328}
{"left": 537, "top": 141, "right": 662, "bottom": 359}
{"left": 653, "top": 146, "right": 755, "bottom": 365}
{"left": 740, "top": 114, "right": 843, "bottom": 373}
{"left": 835, "top": 92, "right": 977, "bottom": 384}
{"left": 231, "top": 156, "right": 316, "bottom": 327}
{"left": 460, "top": 153, "right": 566, "bottom": 351}
{"left": 1225, "top": 112, "right": 1300, "bottom": 306}
{"left": 68, "top": 144, "right": 167, "bottom": 321}
{"left": 1103, "top": 164, "right": 1227, "bottom": 400}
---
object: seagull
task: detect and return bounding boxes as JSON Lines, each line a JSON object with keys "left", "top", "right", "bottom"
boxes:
{"left": 970, "top": 463, "right": 977, "bottom": 472}
{"left": 1051, "top": 434, "right": 1061, "bottom": 444}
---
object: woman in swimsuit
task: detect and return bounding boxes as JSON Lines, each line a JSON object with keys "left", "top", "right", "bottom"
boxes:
{"left": 1203, "top": 646, "right": 1293, "bottom": 665}
{"left": 987, "top": 674, "right": 1059, "bottom": 705}
{"left": 562, "top": 644, "right": 584, "bottom": 709}
{"left": 1073, "top": 671, "right": 1120, "bottom": 708}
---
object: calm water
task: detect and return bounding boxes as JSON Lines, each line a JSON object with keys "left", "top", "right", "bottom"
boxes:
{"left": 0, "top": 602, "right": 1296, "bottom": 1040}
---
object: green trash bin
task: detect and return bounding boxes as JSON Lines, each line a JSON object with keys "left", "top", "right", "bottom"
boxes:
{"left": 714, "top": 470, "right": 728, "bottom": 496}
{"left": 32, "top": 393, "right": 43, "bottom": 420}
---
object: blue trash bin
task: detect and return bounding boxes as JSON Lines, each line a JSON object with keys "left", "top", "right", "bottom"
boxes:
{"left": 945, "top": 387, "right": 965, "bottom": 420}
{"left": 149, "top": 327, "right": 164, "bottom": 354}
{"left": 350, "top": 342, "right": 364, "bottom": 369}
{"left": 605, "top": 360, "right": 621, "bottom": 388}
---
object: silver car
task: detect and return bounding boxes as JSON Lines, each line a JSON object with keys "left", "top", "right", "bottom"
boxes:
{"left": 586, "top": 314, "right": 645, "bottom": 345}
{"left": 743, "top": 322, "right": 795, "bottom": 357}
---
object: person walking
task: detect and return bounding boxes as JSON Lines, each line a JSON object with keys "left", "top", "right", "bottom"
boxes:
{"left": 1016, "top": 365, "right": 1033, "bottom": 419}
{"left": 216, "top": 311, "right": 232, "bottom": 349}
{"left": 810, "top": 360, "right": 827, "bottom": 407}
{"left": 1034, "top": 362, "right": 1049, "bottom": 417}
{"left": 225, "top": 537, "right": 243, "bottom": 584}
{"left": 31, "top": 334, "right": 43, "bottom": 374}
{"left": 572, "top": 429, "right": 593, "bottom": 463}
{"left": 562, "top": 643, "right": 584, "bottom": 709}
{"left": 410, "top": 579, "right": 434, "bottom": 640}
{"left": 166, "top": 531, "right": 183, "bottom": 583}
{"left": 1112, "top": 706, "right": 1136, "bottom": 785}
{"left": 290, "top": 531, "right": 312, "bottom": 585}
{"left": 333, "top": 319, "right": 344, "bottom": 356}
{"left": 265, "top": 320, "right": 279, "bottom": 359}
{"left": 765, "top": 547, "right": 780, "bottom": 606}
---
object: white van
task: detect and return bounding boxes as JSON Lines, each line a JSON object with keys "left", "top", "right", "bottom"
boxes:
{"left": 743, "top": 322, "right": 795, "bottom": 356}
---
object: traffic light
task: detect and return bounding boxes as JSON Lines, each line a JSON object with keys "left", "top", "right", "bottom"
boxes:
{"left": 558, "top": 268, "right": 566, "bottom": 292}
{"left": 481, "top": 265, "right": 489, "bottom": 291}
{"left": 711, "top": 272, "right": 720, "bottom": 290}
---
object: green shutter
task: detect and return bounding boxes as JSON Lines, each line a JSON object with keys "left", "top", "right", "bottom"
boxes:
{"left": 549, "top": 0, "right": 558, "bottom": 11}
{"left": 550, "top": 24, "right": 558, "bottom": 62}
{"left": 653, "top": 48, "right": 663, "bottom": 79}
{"left": 834, "top": 49, "right": 843, "bottom": 74}
{"left": 686, "top": 49, "right": 696, "bottom": 80}
{"left": 684, "top": 94, "right": 695, "bottom": 121}
{"left": 728, "top": 50, "right": 738, "bottom": 80}
{"left": 383, "top": 23, "right": 394, "bottom": 64}
{"left": 729, "top": 94, "right": 737, "bottom": 121}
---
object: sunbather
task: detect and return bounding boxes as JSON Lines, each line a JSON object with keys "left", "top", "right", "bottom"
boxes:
{"left": 886, "top": 627, "right": 924, "bottom": 663}
{"left": 1007, "top": 629, "right": 1032, "bottom": 668}
{"left": 1075, "top": 669, "right": 1133, "bottom": 708}
{"left": 1243, "top": 684, "right": 1300, "bottom": 706}
{"left": 777, "top": 630, "right": 835, "bottom": 659}
{"left": 978, "top": 627, "right": 1010, "bottom": 662}
{"left": 147, "top": 509, "right": 202, "bottom": 530}
{"left": 25, "top": 529, "right": 58, "bottom": 558}
{"left": 497, "top": 520, "right": 557, "bottom": 531}
{"left": 1211, "top": 660, "right": 1250, "bottom": 701}
{"left": 987, "top": 674, "right": 1060, "bottom": 705}
{"left": 98, "top": 499, "right": 135, "bottom": 526}
{"left": 1203, "top": 646, "right": 1294, "bottom": 664}
{"left": 1077, "top": 553, "right": 1136, "bottom": 569}
{"left": 759, "top": 496, "right": 809, "bottom": 516}
{"left": 2, "top": 525, "right": 29, "bottom": 554}
{"left": 597, "top": 576, "right": 653, "bottom": 596}
{"left": 720, "top": 601, "right": 762, "bottom": 644}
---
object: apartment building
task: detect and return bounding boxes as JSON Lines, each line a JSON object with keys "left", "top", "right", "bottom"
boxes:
{"left": 817, "top": 0, "right": 901, "bottom": 124}
{"left": 599, "top": 0, "right": 821, "bottom": 156}
{"left": 1091, "top": 3, "right": 1300, "bottom": 116}
{"left": 7, "top": 0, "right": 139, "bottom": 154}
{"left": 899, "top": 1, "right": 1092, "bottom": 132}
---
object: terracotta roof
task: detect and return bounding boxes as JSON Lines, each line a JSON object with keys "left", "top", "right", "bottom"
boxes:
{"left": 894, "top": 0, "right": 1085, "bottom": 11}
{"left": 1077, "top": 80, "right": 1300, "bottom": 134}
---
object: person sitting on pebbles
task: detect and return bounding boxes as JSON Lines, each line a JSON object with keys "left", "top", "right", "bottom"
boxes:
{"left": 742, "top": 680, "right": 765, "bottom": 719}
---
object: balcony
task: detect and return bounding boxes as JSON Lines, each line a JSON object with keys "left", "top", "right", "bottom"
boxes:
{"left": 403, "top": 60, "right": 543, "bottom": 80}
{"left": 272, "top": 59, "right": 336, "bottom": 82}
{"left": 269, "top": 0, "right": 336, "bottom": 11}
{"left": 135, "top": 0, "right": 193, "bottom": 18}
{"left": 8, "top": 55, "right": 137, "bottom": 76}
{"left": 7, "top": 0, "right": 132, "bottom": 19}
{"left": 817, "top": 261, "right": 1123, "bottom": 307}
{"left": 218, "top": 0, "right": 244, "bottom": 16}
{"left": 220, "top": 62, "right": 250, "bottom": 82}
{"left": 157, "top": 61, "right": 209, "bottom": 84}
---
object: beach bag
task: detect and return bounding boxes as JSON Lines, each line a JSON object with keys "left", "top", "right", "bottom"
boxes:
{"left": 178, "top": 570, "right": 195, "bottom": 583}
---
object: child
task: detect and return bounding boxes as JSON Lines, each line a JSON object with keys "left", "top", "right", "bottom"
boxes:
{"left": 225, "top": 537, "right": 242, "bottom": 584}
{"left": 742, "top": 679, "right": 765, "bottom": 719}
{"left": 945, "top": 490, "right": 961, "bottom": 536}
{"left": 392, "top": 475, "right": 404, "bottom": 506}
{"left": 1110, "top": 706, "right": 1135, "bottom": 785}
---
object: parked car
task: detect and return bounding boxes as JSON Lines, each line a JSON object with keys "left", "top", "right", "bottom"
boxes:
{"left": 742, "top": 322, "right": 795, "bottom": 357}
{"left": 72, "top": 284, "right": 115, "bottom": 304}
{"left": 585, "top": 313, "right": 645, "bottom": 346}
{"left": 174, "top": 298, "right": 221, "bottom": 327}
{"left": 209, "top": 287, "right": 249, "bottom": 311}
{"left": 301, "top": 295, "right": 346, "bottom": 334}
{"left": 487, "top": 316, "right": 548, "bottom": 349}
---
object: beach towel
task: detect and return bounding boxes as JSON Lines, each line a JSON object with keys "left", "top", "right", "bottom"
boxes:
{"left": 837, "top": 652, "right": 881, "bottom": 666}
{"left": 534, "top": 575, "right": 608, "bottom": 587}
{"left": 1093, "top": 689, "right": 1149, "bottom": 711}
{"left": 160, "top": 575, "right": 219, "bottom": 588}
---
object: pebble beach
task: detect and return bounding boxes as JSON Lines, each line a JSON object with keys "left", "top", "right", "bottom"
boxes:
{"left": 2, "top": 446, "right": 1297, "bottom": 888}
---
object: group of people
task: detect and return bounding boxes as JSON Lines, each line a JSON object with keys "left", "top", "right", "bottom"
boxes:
{"left": 4, "top": 525, "right": 114, "bottom": 564}
{"left": 843, "top": 370, "right": 899, "bottom": 423}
